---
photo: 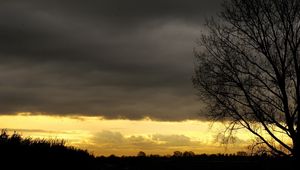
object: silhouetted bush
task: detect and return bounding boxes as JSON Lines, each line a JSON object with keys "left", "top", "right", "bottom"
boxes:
{"left": 0, "top": 129, "right": 96, "bottom": 170}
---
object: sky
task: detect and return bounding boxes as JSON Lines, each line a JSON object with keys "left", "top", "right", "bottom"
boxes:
{"left": 1, "top": 115, "right": 252, "bottom": 156}
{"left": 0, "top": 0, "right": 253, "bottom": 156}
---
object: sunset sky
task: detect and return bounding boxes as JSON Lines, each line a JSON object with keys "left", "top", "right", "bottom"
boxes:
{"left": 0, "top": 0, "right": 254, "bottom": 156}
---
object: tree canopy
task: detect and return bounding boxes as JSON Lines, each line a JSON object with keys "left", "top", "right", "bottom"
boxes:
{"left": 193, "top": 0, "right": 300, "bottom": 158}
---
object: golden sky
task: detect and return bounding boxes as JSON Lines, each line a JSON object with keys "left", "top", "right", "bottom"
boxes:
{"left": 0, "top": 114, "right": 253, "bottom": 156}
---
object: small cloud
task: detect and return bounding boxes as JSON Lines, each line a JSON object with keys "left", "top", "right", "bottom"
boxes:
{"left": 152, "top": 134, "right": 193, "bottom": 146}
{"left": 93, "top": 131, "right": 124, "bottom": 144}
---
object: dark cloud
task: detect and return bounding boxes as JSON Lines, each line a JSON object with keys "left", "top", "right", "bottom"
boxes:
{"left": 0, "top": 0, "right": 221, "bottom": 120}
{"left": 1, "top": 0, "right": 221, "bottom": 24}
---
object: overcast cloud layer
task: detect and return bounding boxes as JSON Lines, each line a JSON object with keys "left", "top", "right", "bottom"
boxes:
{"left": 0, "top": 0, "right": 221, "bottom": 120}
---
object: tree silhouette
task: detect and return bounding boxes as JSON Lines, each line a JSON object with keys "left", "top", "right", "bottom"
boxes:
{"left": 183, "top": 151, "right": 195, "bottom": 157}
{"left": 193, "top": 0, "right": 300, "bottom": 158}
{"left": 173, "top": 151, "right": 183, "bottom": 157}
{"left": 137, "top": 151, "right": 146, "bottom": 157}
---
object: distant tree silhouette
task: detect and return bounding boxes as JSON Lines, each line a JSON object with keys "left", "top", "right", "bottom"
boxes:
{"left": 0, "top": 129, "right": 8, "bottom": 140}
{"left": 137, "top": 151, "right": 146, "bottom": 157}
{"left": 183, "top": 151, "right": 195, "bottom": 157}
{"left": 236, "top": 151, "right": 247, "bottom": 156}
{"left": 173, "top": 151, "right": 183, "bottom": 157}
{"left": 193, "top": 0, "right": 300, "bottom": 158}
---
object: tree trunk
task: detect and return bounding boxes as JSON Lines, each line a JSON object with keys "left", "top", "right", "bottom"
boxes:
{"left": 293, "top": 134, "right": 300, "bottom": 159}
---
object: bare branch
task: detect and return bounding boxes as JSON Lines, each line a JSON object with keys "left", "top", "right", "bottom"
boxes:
{"left": 194, "top": 0, "right": 300, "bottom": 157}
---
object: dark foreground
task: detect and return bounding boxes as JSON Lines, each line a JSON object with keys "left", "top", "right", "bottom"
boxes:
{"left": 0, "top": 131, "right": 297, "bottom": 170}
{"left": 1, "top": 154, "right": 297, "bottom": 170}
{"left": 94, "top": 155, "right": 296, "bottom": 170}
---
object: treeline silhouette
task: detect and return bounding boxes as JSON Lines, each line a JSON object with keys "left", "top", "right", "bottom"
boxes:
{"left": 96, "top": 154, "right": 296, "bottom": 170}
{"left": 0, "top": 130, "right": 296, "bottom": 170}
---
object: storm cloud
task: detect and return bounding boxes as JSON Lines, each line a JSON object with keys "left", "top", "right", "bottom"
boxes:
{"left": 0, "top": 0, "right": 222, "bottom": 120}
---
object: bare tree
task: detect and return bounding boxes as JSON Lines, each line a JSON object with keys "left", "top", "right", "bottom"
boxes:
{"left": 193, "top": 0, "right": 300, "bottom": 158}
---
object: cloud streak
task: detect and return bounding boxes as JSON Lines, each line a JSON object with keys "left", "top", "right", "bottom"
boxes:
{"left": 86, "top": 130, "right": 248, "bottom": 156}
{"left": 90, "top": 131, "right": 202, "bottom": 155}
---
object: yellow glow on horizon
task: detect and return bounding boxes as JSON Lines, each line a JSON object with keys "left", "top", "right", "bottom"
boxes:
{"left": 0, "top": 114, "right": 254, "bottom": 156}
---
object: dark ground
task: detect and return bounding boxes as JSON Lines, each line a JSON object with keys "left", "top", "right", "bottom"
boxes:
{"left": 94, "top": 155, "right": 296, "bottom": 170}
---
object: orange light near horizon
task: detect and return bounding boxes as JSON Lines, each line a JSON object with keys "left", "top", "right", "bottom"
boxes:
{"left": 0, "top": 114, "right": 253, "bottom": 156}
